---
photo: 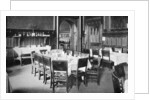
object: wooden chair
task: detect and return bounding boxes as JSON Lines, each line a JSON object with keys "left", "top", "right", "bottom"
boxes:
{"left": 85, "top": 57, "right": 101, "bottom": 86}
{"left": 76, "top": 58, "right": 88, "bottom": 90}
{"left": 51, "top": 60, "right": 70, "bottom": 93}
{"left": 20, "top": 53, "right": 31, "bottom": 66}
{"left": 20, "top": 48, "right": 33, "bottom": 66}
{"left": 102, "top": 50, "right": 110, "bottom": 60}
{"left": 38, "top": 54, "right": 45, "bottom": 83}
{"left": 82, "top": 49, "right": 91, "bottom": 58}
{"left": 43, "top": 56, "right": 52, "bottom": 87}
{"left": 73, "top": 51, "right": 80, "bottom": 57}
{"left": 112, "top": 72, "right": 124, "bottom": 93}
{"left": 101, "top": 50, "right": 114, "bottom": 70}
{"left": 90, "top": 49, "right": 101, "bottom": 69}
{"left": 40, "top": 49, "right": 47, "bottom": 54}
{"left": 33, "top": 53, "right": 39, "bottom": 76}
{"left": 114, "top": 63, "right": 126, "bottom": 78}
{"left": 66, "top": 50, "right": 72, "bottom": 55}
{"left": 114, "top": 62, "right": 128, "bottom": 83}
{"left": 82, "top": 49, "right": 90, "bottom": 54}
{"left": 122, "top": 48, "right": 128, "bottom": 53}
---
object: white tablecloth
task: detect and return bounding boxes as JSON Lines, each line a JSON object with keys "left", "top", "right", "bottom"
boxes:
{"left": 44, "top": 54, "right": 92, "bottom": 75}
{"left": 110, "top": 52, "right": 128, "bottom": 65}
{"left": 13, "top": 46, "right": 51, "bottom": 56}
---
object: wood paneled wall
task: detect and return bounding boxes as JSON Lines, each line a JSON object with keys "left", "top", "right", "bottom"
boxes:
{"left": 103, "top": 16, "right": 128, "bottom": 49}
{"left": 103, "top": 35, "right": 128, "bottom": 48}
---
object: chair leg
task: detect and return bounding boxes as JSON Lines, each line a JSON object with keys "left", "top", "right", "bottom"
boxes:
{"left": 84, "top": 75, "right": 87, "bottom": 87}
{"left": 39, "top": 71, "right": 41, "bottom": 80}
{"left": 34, "top": 68, "right": 36, "bottom": 76}
{"left": 50, "top": 77, "right": 52, "bottom": 88}
{"left": 77, "top": 77, "right": 80, "bottom": 90}
{"left": 85, "top": 75, "right": 88, "bottom": 87}
{"left": 66, "top": 80, "right": 69, "bottom": 93}
{"left": 76, "top": 77, "right": 78, "bottom": 90}
{"left": 20, "top": 59, "right": 22, "bottom": 66}
{"left": 43, "top": 74, "right": 45, "bottom": 83}
{"left": 97, "top": 69, "right": 100, "bottom": 85}
{"left": 31, "top": 65, "right": 33, "bottom": 74}
{"left": 97, "top": 75, "right": 100, "bottom": 85}
{"left": 45, "top": 74, "right": 47, "bottom": 84}
{"left": 52, "top": 81, "right": 55, "bottom": 93}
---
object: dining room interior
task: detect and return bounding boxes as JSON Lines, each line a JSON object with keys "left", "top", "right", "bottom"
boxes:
{"left": 6, "top": 16, "right": 128, "bottom": 93}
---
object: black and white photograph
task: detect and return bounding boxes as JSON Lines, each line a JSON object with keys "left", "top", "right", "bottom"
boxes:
{"left": 6, "top": 16, "right": 128, "bottom": 93}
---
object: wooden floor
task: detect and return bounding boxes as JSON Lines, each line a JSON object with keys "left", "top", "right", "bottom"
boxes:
{"left": 6, "top": 61, "right": 114, "bottom": 93}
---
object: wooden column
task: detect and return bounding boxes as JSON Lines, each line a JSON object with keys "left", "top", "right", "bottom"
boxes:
{"left": 88, "top": 26, "right": 91, "bottom": 49}
{"left": 104, "top": 16, "right": 111, "bottom": 31}
{"left": 56, "top": 16, "right": 59, "bottom": 49}
{"left": 81, "top": 16, "right": 84, "bottom": 52}
{"left": 77, "top": 16, "right": 82, "bottom": 52}
{"left": 108, "top": 16, "right": 111, "bottom": 31}
{"left": 70, "top": 25, "right": 74, "bottom": 50}
{"left": 18, "top": 37, "right": 20, "bottom": 47}
{"left": 103, "top": 16, "right": 106, "bottom": 30}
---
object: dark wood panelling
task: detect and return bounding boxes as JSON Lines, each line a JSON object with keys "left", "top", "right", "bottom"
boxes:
{"left": 6, "top": 16, "right": 54, "bottom": 30}
{"left": 103, "top": 16, "right": 128, "bottom": 49}
{"left": 111, "top": 16, "right": 128, "bottom": 29}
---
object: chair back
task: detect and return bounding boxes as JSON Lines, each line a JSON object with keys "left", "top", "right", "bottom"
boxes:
{"left": 114, "top": 48, "right": 122, "bottom": 53}
{"left": 102, "top": 50, "right": 110, "bottom": 60}
{"left": 122, "top": 48, "right": 128, "bottom": 53}
{"left": 66, "top": 50, "right": 72, "bottom": 55}
{"left": 52, "top": 60, "right": 68, "bottom": 71}
{"left": 31, "top": 51, "right": 35, "bottom": 55}
{"left": 92, "top": 49, "right": 100, "bottom": 57}
{"left": 78, "top": 58, "right": 88, "bottom": 68}
{"left": 114, "top": 62, "right": 128, "bottom": 78}
{"left": 43, "top": 56, "right": 51, "bottom": 69}
{"left": 82, "top": 49, "right": 90, "bottom": 54}
{"left": 31, "top": 51, "right": 35, "bottom": 64}
{"left": 40, "top": 49, "right": 47, "bottom": 54}
{"left": 38, "top": 54, "right": 43, "bottom": 68}
{"left": 33, "top": 53, "right": 39, "bottom": 63}
{"left": 73, "top": 51, "right": 80, "bottom": 57}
